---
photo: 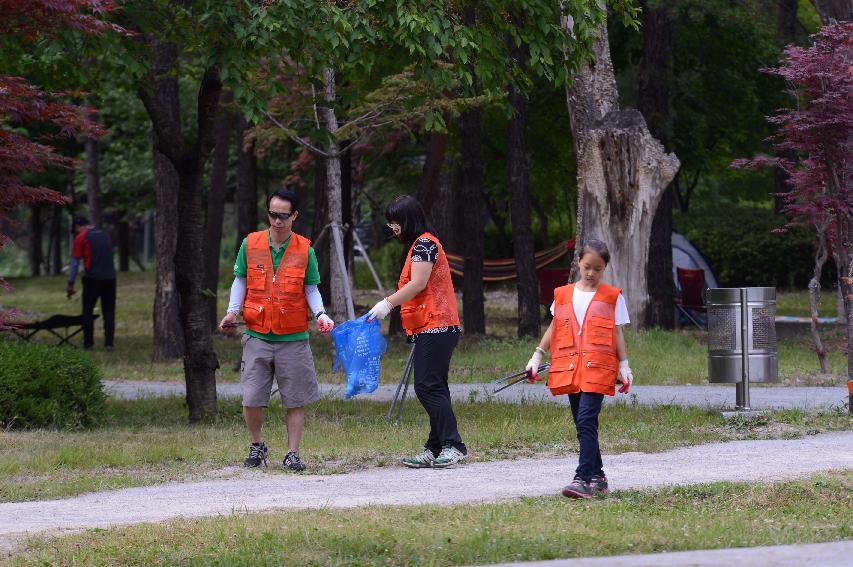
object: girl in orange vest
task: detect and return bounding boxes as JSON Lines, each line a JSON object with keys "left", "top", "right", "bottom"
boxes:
{"left": 367, "top": 196, "right": 466, "bottom": 469}
{"left": 525, "top": 239, "right": 634, "bottom": 498}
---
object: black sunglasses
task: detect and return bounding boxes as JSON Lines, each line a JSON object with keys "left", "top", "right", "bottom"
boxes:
{"left": 268, "top": 210, "right": 295, "bottom": 221}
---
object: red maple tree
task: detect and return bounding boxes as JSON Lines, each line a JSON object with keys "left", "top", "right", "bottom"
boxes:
{"left": 733, "top": 22, "right": 852, "bottom": 379}
{"left": 0, "top": 0, "right": 122, "bottom": 327}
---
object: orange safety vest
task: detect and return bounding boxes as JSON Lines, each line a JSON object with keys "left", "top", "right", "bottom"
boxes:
{"left": 242, "top": 230, "right": 311, "bottom": 335}
{"left": 398, "top": 232, "right": 461, "bottom": 334}
{"left": 548, "top": 282, "right": 621, "bottom": 396}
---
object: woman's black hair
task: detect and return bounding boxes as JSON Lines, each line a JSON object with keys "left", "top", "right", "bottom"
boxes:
{"left": 385, "top": 195, "right": 436, "bottom": 247}
{"left": 267, "top": 188, "right": 300, "bottom": 212}
{"left": 578, "top": 238, "right": 610, "bottom": 264}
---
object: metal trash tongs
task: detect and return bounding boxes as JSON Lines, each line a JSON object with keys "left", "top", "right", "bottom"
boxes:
{"left": 491, "top": 363, "right": 551, "bottom": 394}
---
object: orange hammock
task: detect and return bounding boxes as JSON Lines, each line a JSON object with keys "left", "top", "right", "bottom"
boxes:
{"left": 446, "top": 239, "right": 575, "bottom": 282}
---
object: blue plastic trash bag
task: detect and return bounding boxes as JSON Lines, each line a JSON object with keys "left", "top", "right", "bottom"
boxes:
{"left": 331, "top": 314, "right": 387, "bottom": 399}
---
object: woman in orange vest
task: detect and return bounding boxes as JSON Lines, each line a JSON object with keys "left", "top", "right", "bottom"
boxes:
{"left": 367, "top": 195, "right": 466, "bottom": 468}
{"left": 525, "top": 239, "right": 634, "bottom": 498}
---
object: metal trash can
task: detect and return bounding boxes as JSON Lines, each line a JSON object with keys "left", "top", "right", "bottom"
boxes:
{"left": 707, "top": 287, "right": 777, "bottom": 409}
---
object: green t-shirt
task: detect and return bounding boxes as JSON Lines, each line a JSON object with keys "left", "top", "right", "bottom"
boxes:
{"left": 234, "top": 232, "right": 320, "bottom": 342}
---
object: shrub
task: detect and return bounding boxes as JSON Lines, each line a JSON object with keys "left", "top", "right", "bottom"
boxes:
{"left": 673, "top": 206, "right": 822, "bottom": 288}
{"left": 354, "top": 241, "right": 404, "bottom": 290}
{"left": 0, "top": 340, "right": 106, "bottom": 429}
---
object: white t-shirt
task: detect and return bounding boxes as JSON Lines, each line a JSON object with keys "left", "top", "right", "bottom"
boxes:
{"left": 550, "top": 289, "right": 630, "bottom": 328}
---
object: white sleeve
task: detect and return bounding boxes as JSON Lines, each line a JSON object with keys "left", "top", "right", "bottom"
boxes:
{"left": 615, "top": 294, "right": 630, "bottom": 326}
{"left": 228, "top": 277, "right": 247, "bottom": 314}
{"left": 549, "top": 301, "right": 555, "bottom": 316}
{"left": 305, "top": 284, "right": 325, "bottom": 316}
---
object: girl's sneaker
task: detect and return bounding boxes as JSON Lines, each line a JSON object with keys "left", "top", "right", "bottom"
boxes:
{"left": 590, "top": 474, "right": 610, "bottom": 495}
{"left": 401, "top": 448, "right": 437, "bottom": 468}
{"left": 433, "top": 446, "right": 466, "bottom": 468}
{"left": 561, "top": 477, "right": 594, "bottom": 499}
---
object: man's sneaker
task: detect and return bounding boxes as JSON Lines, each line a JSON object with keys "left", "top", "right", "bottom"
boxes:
{"left": 590, "top": 474, "right": 610, "bottom": 495}
{"left": 561, "top": 477, "right": 594, "bottom": 499}
{"left": 432, "top": 446, "right": 466, "bottom": 468}
{"left": 244, "top": 442, "right": 269, "bottom": 468}
{"left": 401, "top": 448, "right": 437, "bottom": 469}
{"left": 283, "top": 450, "right": 306, "bottom": 471}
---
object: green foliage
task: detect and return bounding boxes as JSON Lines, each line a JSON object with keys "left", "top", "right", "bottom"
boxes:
{"left": 674, "top": 206, "right": 816, "bottom": 288}
{"left": 0, "top": 341, "right": 106, "bottom": 429}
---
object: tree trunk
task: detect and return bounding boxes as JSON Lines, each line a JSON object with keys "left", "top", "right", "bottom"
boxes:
{"left": 49, "top": 200, "right": 62, "bottom": 275}
{"left": 139, "top": 35, "right": 220, "bottom": 420}
{"left": 319, "top": 67, "right": 354, "bottom": 322}
{"left": 204, "top": 91, "right": 233, "bottom": 329}
{"left": 84, "top": 102, "right": 103, "bottom": 228}
{"left": 417, "top": 130, "right": 449, "bottom": 214}
{"left": 639, "top": 0, "right": 675, "bottom": 329}
{"left": 460, "top": 107, "right": 486, "bottom": 334}
{"left": 431, "top": 155, "right": 458, "bottom": 248}
{"left": 341, "top": 140, "right": 354, "bottom": 275}
{"left": 235, "top": 114, "right": 258, "bottom": 254}
{"left": 507, "top": 19, "right": 539, "bottom": 339}
{"left": 810, "top": 0, "right": 852, "bottom": 23}
{"left": 565, "top": 15, "right": 680, "bottom": 326}
{"left": 808, "top": 223, "right": 830, "bottom": 373}
{"left": 28, "top": 205, "right": 42, "bottom": 277}
{"left": 117, "top": 220, "right": 130, "bottom": 272}
{"left": 152, "top": 142, "right": 184, "bottom": 361}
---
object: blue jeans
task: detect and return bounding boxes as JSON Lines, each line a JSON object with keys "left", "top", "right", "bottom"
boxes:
{"left": 569, "top": 391, "right": 604, "bottom": 482}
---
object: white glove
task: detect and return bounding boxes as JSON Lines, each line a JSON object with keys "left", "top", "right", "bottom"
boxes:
{"left": 618, "top": 359, "right": 633, "bottom": 394}
{"left": 525, "top": 349, "right": 544, "bottom": 382}
{"left": 367, "top": 298, "right": 393, "bottom": 322}
{"left": 317, "top": 313, "right": 334, "bottom": 333}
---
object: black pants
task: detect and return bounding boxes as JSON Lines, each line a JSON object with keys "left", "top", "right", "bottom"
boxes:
{"left": 569, "top": 391, "right": 605, "bottom": 482}
{"left": 412, "top": 332, "right": 466, "bottom": 455}
{"left": 82, "top": 276, "right": 116, "bottom": 348}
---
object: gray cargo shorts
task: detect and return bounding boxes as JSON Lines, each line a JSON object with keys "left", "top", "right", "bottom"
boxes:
{"left": 240, "top": 334, "right": 320, "bottom": 408}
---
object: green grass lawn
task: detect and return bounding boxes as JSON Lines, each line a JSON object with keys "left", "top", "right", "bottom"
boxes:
{"left": 1, "top": 271, "right": 847, "bottom": 385}
{"left": 0, "top": 396, "right": 848, "bottom": 503}
{"left": 10, "top": 472, "right": 852, "bottom": 566}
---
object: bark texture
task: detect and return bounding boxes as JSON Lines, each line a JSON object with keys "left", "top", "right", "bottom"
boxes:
{"left": 810, "top": 0, "right": 852, "bottom": 23}
{"left": 319, "top": 67, "right": 354, "bottom": 323}
{"left": 565, "top": 16, "right": 680, "bottom": 326}
{"left": 28, "top": 205, "right": 42, "bottom": 276}
{"left": 84, "top": 103, "right": 103, "bottom": 228}
{"left": 152, "top": 142, "right": 184, "bottom": 361}
{"left": 638, "top": 0, "right": 675, "bottom": 329}
{"left": 139, "top": 36, "right": 220, "bottom": 420}
{"left": 234, "top": 114, "right": 258, "bottom": 254}
{"left": 204, "top": 91, "right": 233, "bottom": 329}
{"left": 460, "top": 107, "right": 486, "bottom": 335}
{"left": 507, "top": 52, "right": 539, "bottom": 338}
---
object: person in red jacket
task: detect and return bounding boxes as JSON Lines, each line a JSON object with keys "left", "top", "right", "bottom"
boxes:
{"left": 367, "top": 195, "right": 466, "bottom": 469}
{"left": 67, "top": 216, "right": 116, "bottom": 350}
{"left": 525, "top": 239, "right": 634, "bottom": 498}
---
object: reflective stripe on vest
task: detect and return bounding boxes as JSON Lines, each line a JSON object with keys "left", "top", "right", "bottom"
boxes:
{"left": 548, "top": 282, "right": 620, "bottom": 396}
{"left": 398, "top": 232, "right": 461, "bottom": 334}
{"left": 243, "top": 230, "right": 311, "bottom": 335}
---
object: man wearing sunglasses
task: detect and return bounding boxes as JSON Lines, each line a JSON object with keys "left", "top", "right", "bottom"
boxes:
{"left": 219, "top": 189, "right": 334, "bottom": 472}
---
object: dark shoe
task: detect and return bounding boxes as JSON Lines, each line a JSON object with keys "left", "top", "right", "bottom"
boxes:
{"left": 283, "top": 450, "right": 306, "bottom": 471}
{"left": 561, "top": 477, "right": 594, "bottom": 499}
{"left": 244, "top": 442, "right": 269, "bottom": 467}
{"left": 590, "top": 474, "right": 609, "bottom": 495}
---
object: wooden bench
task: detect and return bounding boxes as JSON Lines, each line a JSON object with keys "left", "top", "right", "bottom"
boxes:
{"left": 10, "top": 314, "right": 98, "bottom": 347}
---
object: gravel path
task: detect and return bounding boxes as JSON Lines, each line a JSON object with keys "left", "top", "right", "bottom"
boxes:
{"left": 105, "top": 380, "right": 850, "bottom": 411}
{"left": 2, "top": 431, "right": 851, "bottom": 546}
{"left": 482, "top": 540, "right": 853, "bottom": 567}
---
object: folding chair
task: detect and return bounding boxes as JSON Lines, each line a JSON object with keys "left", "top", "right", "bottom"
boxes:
{"left": 10, "top": 314, "right": 98, "bottom": 347}
{"left": 675, "top": 267, "right": 707, "bottom": 329}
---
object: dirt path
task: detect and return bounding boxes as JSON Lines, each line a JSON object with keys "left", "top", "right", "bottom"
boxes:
{"left": 105, "top": 380, "right": 849, "bottom": 411}
{"left": 2, "top": 431, "right": 850, "bottom": 548}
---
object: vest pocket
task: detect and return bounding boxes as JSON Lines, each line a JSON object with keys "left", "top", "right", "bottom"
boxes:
{"left": 278, "top": 306, "right": 309, "bottom": 330}
{"left": 243, "top": 302, "right": 265, "bottom": 329}
{"left": 401, "top": 303, "right": 429, "bottom": 331}
{"left": 588, "top": 316, "right": 614, "bottom": 346}
{"left": 246, "top": 268, "right": 266, "bottom": 291}
{"left": 583, "top": 354, "right": 618, "bottom": 387}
